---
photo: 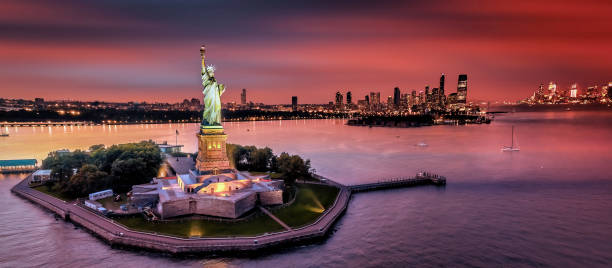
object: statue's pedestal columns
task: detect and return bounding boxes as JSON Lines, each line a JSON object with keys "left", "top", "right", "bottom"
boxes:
{"left": 195, "top": 126, "right": 232, "bottom": 174}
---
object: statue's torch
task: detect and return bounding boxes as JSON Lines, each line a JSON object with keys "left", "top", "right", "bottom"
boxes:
{"left": 200, "top": 45, "right": 206, "bottom": 72}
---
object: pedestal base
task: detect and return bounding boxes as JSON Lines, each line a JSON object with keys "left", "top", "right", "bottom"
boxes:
{"left": 195, "top": 127, "right": 232, "bottom": 174}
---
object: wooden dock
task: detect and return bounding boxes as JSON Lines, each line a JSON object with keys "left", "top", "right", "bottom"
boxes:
{"left": 348, "top": 172, "right": 446, "bottom": 193}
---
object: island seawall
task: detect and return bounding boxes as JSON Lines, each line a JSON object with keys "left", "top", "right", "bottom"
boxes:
{"left": 12, "top": 173, "right": 444, "bottom": 254}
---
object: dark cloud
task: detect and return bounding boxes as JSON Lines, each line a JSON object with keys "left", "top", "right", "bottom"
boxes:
{"left": 1, "top": 0, "right": 611, "bottom": 102}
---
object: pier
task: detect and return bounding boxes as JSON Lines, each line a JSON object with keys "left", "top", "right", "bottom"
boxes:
{"left": 0, "top": 159, "right": 38, "bottom": 174}
{"left": 0, "top": 121, "right": 98, "bottom": 127}
{"left": 11, "top": 171, "right": 445, "bottom": 254}
{"left": 348, "top": 172, "right": 446, "bottom": 193}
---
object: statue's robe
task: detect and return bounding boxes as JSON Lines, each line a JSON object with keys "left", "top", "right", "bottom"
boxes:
{"left": 201, "top": 69, "right": 225, "bottom": 125}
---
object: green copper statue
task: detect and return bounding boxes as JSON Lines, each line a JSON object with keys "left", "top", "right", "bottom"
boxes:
{"left": 200, "top": 45, "right": 225, "bottom": 126}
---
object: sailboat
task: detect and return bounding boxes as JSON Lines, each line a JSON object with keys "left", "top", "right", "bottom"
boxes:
{"left": 502, "top": 125, "right": 520, "bottom": 152}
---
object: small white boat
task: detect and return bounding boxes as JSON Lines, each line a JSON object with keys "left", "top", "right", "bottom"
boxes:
{"left": 501, "top": 125, "right": 520, "bottom": 152}
{"left": 416, "top": 142, "right": 428, "bottom": 147}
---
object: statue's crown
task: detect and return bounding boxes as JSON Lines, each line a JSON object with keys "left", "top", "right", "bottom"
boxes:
{"left": 206, "top": 65, "right": 215, "bottom": 73}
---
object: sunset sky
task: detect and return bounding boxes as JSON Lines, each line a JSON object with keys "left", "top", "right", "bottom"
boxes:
{"left": 1, "top": 0, "right": 611, "bottom": 104}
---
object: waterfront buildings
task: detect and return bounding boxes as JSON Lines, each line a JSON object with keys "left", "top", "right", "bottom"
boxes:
{"left": 521, "top": 81, "right": 612, "bottom": 105}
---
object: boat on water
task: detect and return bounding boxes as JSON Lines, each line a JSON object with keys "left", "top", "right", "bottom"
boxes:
{"left": 0, "top": 133, "right": 9, "bottom": 137}
{"left": 416, "top": 142, "right": 428, "bottom": 147}
{"left": 502, "top": 125, "right": 520, "bottom": 152}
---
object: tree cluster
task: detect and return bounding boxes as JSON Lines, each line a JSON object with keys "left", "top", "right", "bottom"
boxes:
{"left": 226, "top": 144, "right": 312, "bottom": 185}
{"left": 42, "top": 141, "right": 162, "bottom": 198}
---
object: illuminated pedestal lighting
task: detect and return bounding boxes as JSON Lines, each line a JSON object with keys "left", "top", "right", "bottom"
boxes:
{"left": 195, "top": 125, "right": 232, "bottom": 174}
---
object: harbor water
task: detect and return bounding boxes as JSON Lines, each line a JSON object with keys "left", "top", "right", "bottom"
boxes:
{"left": 1, "top": 111, "right": 611, "bottom": 267}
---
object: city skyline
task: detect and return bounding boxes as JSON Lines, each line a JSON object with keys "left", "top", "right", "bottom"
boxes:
{"left": 1, "top": 0, "right": 611, "bottom": 104}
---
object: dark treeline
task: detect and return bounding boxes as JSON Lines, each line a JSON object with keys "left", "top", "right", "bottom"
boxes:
{"left": 0, "top": 109, "right": 200, "bottom": 123}
{"left": 226, "top": 144, "right": 313, "bottom": 185}
{"left": 222, "top": 110, "right": 349, "bottom": 120}
{"left": 42, "top": 141, "right": 162, "bottom": 198}
{"left": 0, "top": 109, "right": 349, "bottom": 123}
{"left": 348, "top": 114, "right": 434, "bottom": 127}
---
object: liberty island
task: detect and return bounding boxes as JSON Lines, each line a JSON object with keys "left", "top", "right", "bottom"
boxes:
{"left": 9, "top": 46, "right": 445, "bottom": 254}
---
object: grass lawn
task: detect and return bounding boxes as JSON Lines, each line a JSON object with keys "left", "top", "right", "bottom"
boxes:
{"left": 114, "top": 214, "right": 285, "bottom": 238}
{"left": 32, "top": 185, "right": 74, "bottom": 202}
{"left": 272, "top": 183, "right": 340, "bottom": 228}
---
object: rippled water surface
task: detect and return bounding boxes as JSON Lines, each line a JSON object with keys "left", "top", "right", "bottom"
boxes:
{"left": 1, "top": 111, "right": 611, "bottom": 267}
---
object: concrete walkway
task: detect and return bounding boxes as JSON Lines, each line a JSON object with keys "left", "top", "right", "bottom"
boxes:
{"left": 258, "top": 205, "right": 292, "bottom": 231}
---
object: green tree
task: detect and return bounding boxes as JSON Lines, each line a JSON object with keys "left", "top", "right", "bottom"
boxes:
{"left": 276, "top": 152, "right": 312, "bottom": 185}
{"left": 110, "top": 158, "right": 151, "bottom": 193}
{"left": 63, "top": 164, "right": 109, "bottom": 197}
{"left": 250, "top": 147, "right": 274, "bottom": 171}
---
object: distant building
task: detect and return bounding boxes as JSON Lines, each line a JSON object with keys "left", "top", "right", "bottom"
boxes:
{"left": 393, "top": 87, "right": 401, "bottom": 108}
{"left": 365, "top": 95, "right": 370, "bottom": 106}
{"left": 335, "top": 91, "right": 343, "bottom": 109}
{"left": 457, "top": 74, "right": 468, "bottom": 104}
{"left": 369, "top": 92, "right": 380, "bottom": 110}
{"left": 448, "top": 93, "right": 458, "bottom": 104}
{"left": 89, "top": 189, "right": 113, "bottom": 201}
{"left": 291, "top": 96, "right": 298, "bottom": 111}
{"left": 439, "top": 74, "right": 445, "bottom": 102}
{"left": 31, "top": 169, "right": 52, "bottom": 183}
{"left": 241, "top": 89, "right": 247, "bottom": 105}
{"left": 570, "top": 84, "right": 578, "bottom": 98}
{"left": 346, "top": 91, "right": 352, "bottom": 105}
{"left": 156, "top": 142, "right": 183, "bottom": 154}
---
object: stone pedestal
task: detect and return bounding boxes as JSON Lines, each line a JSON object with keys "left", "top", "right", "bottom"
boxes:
{"left": 195, "top": 126, "right": 232, "bottom": 174}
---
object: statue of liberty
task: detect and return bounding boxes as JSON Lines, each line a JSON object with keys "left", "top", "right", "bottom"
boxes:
{"left": 200, "top": 45, "right": 225, "bottom": 126}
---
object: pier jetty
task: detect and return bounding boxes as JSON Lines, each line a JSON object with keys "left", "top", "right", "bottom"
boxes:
{"left": 348, "top": 172, "right": 446, "bottom": 193}
{"left": 11, "top": 172, "right": 445, "bottom": 254}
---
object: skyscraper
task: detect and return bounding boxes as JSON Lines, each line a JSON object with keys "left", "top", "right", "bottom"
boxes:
{"left": 292, "top": 96, "right": 298, "bottom": 111}
{"left": 369, "top": 92, "right": 380, "bottom": 110}
{"left": 393, "top": 87, "right": 401, "bottom": 108}
{"left": 457, "top": 74, "right": 468, "bottom": 104}
{"left": 240, "top": 88, "right": 247, "bottom": 105}
{"left": 335, "top": 91, "right": 343, "bottom": 109}
{"left": 365, "top": 95, "right": 370, "bottom": 106}
{"left": 570, "top": 84, "right": 578, "bottom": 98}
{"left": 346, "top": 91, "right": 352, "bottom": 104}
{"left": 439, "top": 73, "right": 445, "bottom": 105}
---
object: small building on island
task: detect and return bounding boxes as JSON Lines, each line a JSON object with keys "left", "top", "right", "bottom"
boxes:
{"left": 89, "top": 189, "right": 113, "bottom": 200}
{"left": 31, "top": 169, "right": 52, "bottom": 183}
